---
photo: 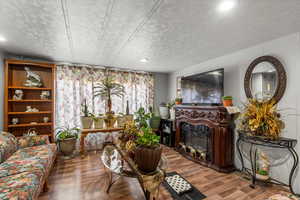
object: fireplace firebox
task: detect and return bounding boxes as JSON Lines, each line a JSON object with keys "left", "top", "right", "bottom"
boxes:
{"left": 175, "top": 105, "right": 235, "bottom": 173}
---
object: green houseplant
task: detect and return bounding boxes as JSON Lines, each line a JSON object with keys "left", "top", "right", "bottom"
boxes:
{"left": 56, "top": 127, "right": 80, "bottom": 156}
{"left": 175, "top": 97, "right": 182, "bottom": 105}
{"left": 81, "top": 99, "right": 93, "bottom": 129}
{"left": 222, "top": 96, "right": 233, "bottom": 107}
{"left": 134, "top": 107, "right": 152, "bottom": 128}
{"left": 134, "top": 127, "right": 161, "bottom": 173}
{"left": 94, "top": 76, "right": 125, "bottom": 127}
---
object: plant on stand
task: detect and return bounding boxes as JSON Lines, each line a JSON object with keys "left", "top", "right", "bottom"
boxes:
{"left": 94, "top": 76, "right": 125, "bottom": 128}
{"left": 134, "top": 127, "right": 161, "bottom": 173}
{"left": 56, "top": 127, "right": 80, "bottom": 157}
{"left": 81, "top": 99, "right": 93, "bottom": 129}
{"left": 134, "top": 107, "right": 152, "bottom": 128}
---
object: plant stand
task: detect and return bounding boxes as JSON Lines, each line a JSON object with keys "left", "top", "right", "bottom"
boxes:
{"left": 237, "top": 131, "right": 299, "bottom": 197}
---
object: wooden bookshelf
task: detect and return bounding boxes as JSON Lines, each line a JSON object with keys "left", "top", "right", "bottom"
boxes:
{"left": 4, "top": 59, "right": 56, "bottom": 140}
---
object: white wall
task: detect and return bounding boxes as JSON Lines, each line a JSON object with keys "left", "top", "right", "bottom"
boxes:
{"left": 169, "top": 33, "right": 300, "bottom": 193}
{"left": 153, "top": 73, "right": 169, "bottom": 115}
{"left": 0, "top": 51, "right": 4, "bottom": 131}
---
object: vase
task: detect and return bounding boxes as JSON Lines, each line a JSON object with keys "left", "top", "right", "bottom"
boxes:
{"left": 117, "top": 116, "right": 126, "bottom": 127}
{"left": 150, "top": 116, "right": 161, "bottom": 129}
{"left": 58, "top": 137, "right": 77, "bottom": 156}
{"left": 223, "top": 99, "right": 233, "bottom": 107}
{"left": 159, "top": 106, "right": 169, "bottom": 119}
{"left": 134, "top": 145, "right": 162, "bottom": 173}
{"left": 104, "top": 113, "right": 116, "bottom": 128}
{"left": 81, "top": 116, "right": 93, "bottom": 129}
{"left": 170, "top": 108, "right": 176, "bottom": 120}
{"left": 94, "top": 117, "right": 104, "bottom": 129}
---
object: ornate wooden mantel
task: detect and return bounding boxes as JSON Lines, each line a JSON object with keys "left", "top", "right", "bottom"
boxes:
{"left": 175, "top": 105, "right": 235, "bottom": 173}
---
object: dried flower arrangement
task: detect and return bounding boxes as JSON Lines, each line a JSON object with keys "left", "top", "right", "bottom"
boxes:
{"left": 237, "top": 99, "right": 285, "bottom": 140}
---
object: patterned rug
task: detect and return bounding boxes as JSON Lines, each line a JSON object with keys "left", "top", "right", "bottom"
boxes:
{"left": 267, "top": 193, "right": 299, "bottom": 200}
{"left": 163, "top": 172, "right": 206, "bottom": 200}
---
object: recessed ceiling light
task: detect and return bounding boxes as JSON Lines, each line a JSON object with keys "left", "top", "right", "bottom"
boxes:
{"left": 140, "top": 58, "right": 149, "bottom": 63}
{"left": 217, "top": 0, "right": 236, "bottom": 12}
{"left": 0, "top": 35, "right": 7, "bottom": 42}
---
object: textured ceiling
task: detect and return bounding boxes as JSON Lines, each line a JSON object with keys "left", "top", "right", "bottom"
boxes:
{"left": 0, "top": 0, "right": 300, "bottom": 72}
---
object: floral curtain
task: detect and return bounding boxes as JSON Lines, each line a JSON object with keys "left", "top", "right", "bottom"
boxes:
{"left": 55, "top": 65, "right": 154, "bottom": 150}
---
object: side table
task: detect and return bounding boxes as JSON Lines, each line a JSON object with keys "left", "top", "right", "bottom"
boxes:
{"left": 237, "top": 131, "right": 299, "bottom": 196}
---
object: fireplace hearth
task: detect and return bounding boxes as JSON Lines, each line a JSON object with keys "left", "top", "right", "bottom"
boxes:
{"left": 175, "top": 105, "right": 235, "bottom": 173}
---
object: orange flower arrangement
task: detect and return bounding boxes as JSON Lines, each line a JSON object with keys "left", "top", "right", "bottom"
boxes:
{"left": 237, "top": 99, "right": 285, "bottom": 140}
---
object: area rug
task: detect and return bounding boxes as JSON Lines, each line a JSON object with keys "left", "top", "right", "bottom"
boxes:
{"left": 267, "top": 193, "right": 300, "bottom": 200}
{"left": 163, "top": 172, "right": 206, "bottom": 200}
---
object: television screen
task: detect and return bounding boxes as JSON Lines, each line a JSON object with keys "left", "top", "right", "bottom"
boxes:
{"left": 181, "top": 69, "right": 224, "bottom": 105}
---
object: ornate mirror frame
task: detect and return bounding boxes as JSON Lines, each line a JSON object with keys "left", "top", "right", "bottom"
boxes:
{"left": 244, "top": 55, "right": 287, "bottom": 104}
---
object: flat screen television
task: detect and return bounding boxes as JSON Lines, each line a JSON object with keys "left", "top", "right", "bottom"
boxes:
{"left": 181, "top": 68, "right": 224, "bottom": 105}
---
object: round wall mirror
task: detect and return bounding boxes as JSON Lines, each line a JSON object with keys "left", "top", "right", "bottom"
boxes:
{"left": 244, "top": 56, "right": 286, "bottom": 104}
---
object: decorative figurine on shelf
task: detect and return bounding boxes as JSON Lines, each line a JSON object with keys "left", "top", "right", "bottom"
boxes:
{"left": 40, "top": 91, "right": 50, "bottom": 100}
{"left": 43, "top": 117, "right": 49, "bottom": 123}
{"left": 11, "top": 118, "right": 19, "bottom": 125}
{"left": 13, "top": 90, "right": 23, "bottom": 100}
{"left": 24, "top": 128, "right": 38, "bottom": 136}
{"left": 25, "top": 106, "right": 39, "bottom": 112}
{"left": 24, "top": 67, "right": 43, "bottom": 87}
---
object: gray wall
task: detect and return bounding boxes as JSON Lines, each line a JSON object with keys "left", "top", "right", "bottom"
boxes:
{"left": 0, "top": 51, "right": 4, "bottom": 131}
{"left": 153, "top": 73, "right": 169, "bottom": 115}
{"left": 169, "top": 32, "right": 300, "bottom": 193}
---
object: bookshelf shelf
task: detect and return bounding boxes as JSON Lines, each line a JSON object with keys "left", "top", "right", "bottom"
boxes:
{"left": 4, "top": 59, "right": 56, "bottom": 140}
{"left": 8, "top": 123, "right": 52, "bottom": 128}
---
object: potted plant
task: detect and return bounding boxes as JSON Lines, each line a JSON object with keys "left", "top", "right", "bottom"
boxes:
{"left": 159, "top": 102, "right": 169, "bottom": 119}
{"left": 92, "top": 114, "right": 104, "bottom": 129}
{"left": 134, "top": 127, "right": 161, "bottom": 173}
{"left": 117, "top": 113, "right": 126, "bottom": 128}
{"left": 94, "top": 76, "right": 125, "bottom": 128}
{"left": 167, "top": 101, "right": 176, "bottom": 120}
{"left": 81, "top": 99, "right": 93, "bottom": 129}
{"left": 175, "top": 97, "right": 182, "bottom": 105}
{"left": 56, "top": 127, "right": 80, "bottom": 156}
{"left": 256, "top": 169, "right": 269, "bottom": 181}
{"left": 222, "top": 96, "right": 233, "bottom": 107}
{"left": 134, "top": 107, "right": 152, "bottom": 128}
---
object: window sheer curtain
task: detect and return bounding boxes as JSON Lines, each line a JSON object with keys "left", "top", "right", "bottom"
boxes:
{"left": 55, "top": 65, "right": 154, "bottom": 150}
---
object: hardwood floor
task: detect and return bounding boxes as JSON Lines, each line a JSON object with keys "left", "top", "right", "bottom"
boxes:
{"left": 39, "top": 147, "right": 286, "bottom": 200}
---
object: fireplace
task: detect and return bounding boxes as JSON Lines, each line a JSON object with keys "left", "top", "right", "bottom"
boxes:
{"left": 175, "top": 105, "right": 235, "bottom": 173}
{"left": 181, "top": 123, "right": 212, "bottom": 162}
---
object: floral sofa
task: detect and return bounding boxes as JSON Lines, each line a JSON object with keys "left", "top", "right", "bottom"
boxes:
{"left": 0, "top": 132, "right": 57, "bottom": 200}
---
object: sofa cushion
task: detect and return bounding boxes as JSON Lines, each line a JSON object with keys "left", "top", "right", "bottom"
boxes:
{"left": 0, "top": 172, "right": 41, "bottom": 200}
{"left": 18, "top": 135, "right": 50, "bottom": 149}
{"left": 0, "top": 144, "right": 57, "bottom": 178}
{"left": 0, "top": 132, "right": 18, "bottom": 163}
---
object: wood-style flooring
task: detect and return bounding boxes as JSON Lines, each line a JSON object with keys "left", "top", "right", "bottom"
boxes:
{"left": 39, "top": 147, "right": 286, "bottom": 200}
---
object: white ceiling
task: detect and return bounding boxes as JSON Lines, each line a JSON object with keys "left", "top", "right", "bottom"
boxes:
{"left": 0, "top": 0, "right": 300, "bottom": 72}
